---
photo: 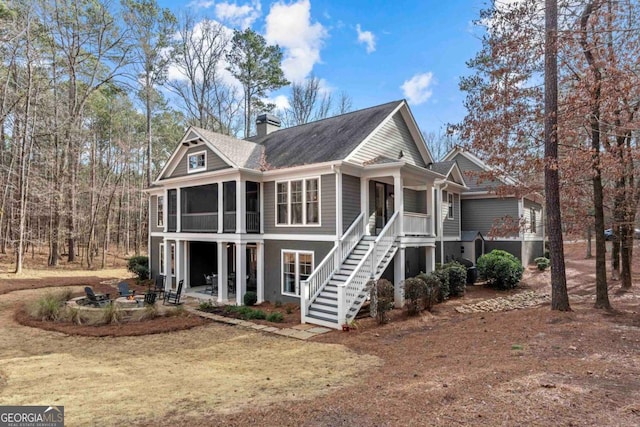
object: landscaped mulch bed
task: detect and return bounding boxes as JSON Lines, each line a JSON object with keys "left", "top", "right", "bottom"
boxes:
{"left": 198, "top": 301, "right": 301, "bottom": 328}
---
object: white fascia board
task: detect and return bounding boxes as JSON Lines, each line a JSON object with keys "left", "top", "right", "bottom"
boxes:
{"left": 397, "top": 103, "right": 435, "bottom": 165}
{"left": 151, "top": 168, "right": 241, "bottom": 188}
{"left": 261, "top": 160, "right": 341, "bottom": 180}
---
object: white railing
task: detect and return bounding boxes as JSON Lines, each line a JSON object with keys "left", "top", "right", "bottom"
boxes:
{"left": 181, "top": 213, "right": 218, "bottom": 232}
{"left": 403, "top": 212, "right": 432, "bottom": 236}
{"left": 246, "top": 211, "right": 260, "bottom": 233}
{"left": 301, "top": 213, "right": 365, "bottom": 322}
{"left": 340, "top": 212, "right": 400, "bottom": 324}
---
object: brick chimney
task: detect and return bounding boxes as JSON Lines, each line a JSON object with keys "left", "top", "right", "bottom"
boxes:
{"left": 256, "top": 113, "right": 281, "bottom": 137}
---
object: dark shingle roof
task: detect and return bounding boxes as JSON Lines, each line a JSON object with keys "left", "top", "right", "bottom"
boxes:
{"left": 461, "top": 230, "right": 484, "bottom": 242}
{"left": 247, "top": 100, "right": 403, "bottom": 169}
{"left": 429, "top": 161, "right": 456, "bottom": 176}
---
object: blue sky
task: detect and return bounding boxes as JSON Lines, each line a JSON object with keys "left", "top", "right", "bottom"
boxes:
{"left": 158, "top": 0, "right": 486, "bottom": 134}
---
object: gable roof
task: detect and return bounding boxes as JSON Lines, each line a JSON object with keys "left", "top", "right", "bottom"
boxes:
{"left": 193, "top": 127, "right": 264, "bottom": 169}
{"left": 430, "top": 161, "right": 467, "bottom": 187}
{"left": 247, "top": 100, "right": 403, "bottom": 169}
{"left": 442, "top": 146, "right": 515, "bottom": 191}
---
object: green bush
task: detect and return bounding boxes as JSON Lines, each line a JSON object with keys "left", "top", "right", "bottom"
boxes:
{"left": 431, "top": 267, "right": 450, "bottom": 301}
{"left": 371, "top": 279, "right": 395, "bottom": 324}
{"left": 266, "top": 312, "right": 284, "bottom": 322}
{"left": 403, "top": 277, "right": 426, "bottom": 316}
{"left": 199, "top": 300, "right": 214, "bottom": 311}
{"left": 244, "top": 291, "right": 257, "bottom": 306}
{"left": 534, "top": 257, "right": 550, "bottom": 271}
{"left": 247, "top": 309, "right": 267, "bottom": 320}
{"left": 127, "top": 256, "right": 149, "bottom": 281}
{"left": 419, "top": 273, "right": 440, "bottom": 312}
{"left": 445, "top": 261, "right": 467, "bottom": 297}
{"left": 477, "top": 250, "right": 524, "bottom": 290}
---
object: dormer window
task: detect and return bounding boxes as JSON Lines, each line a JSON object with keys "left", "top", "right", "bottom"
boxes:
{"left": 188, "top": 151, "right": 206, "bottom": 173}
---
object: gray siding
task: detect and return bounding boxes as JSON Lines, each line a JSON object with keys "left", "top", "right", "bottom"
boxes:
{"left": 452, "top": 153, "right": 501, "bottom": 190}
{"left": 443, "top": 192, "right": 460, "bottom": 237}
{"left": 350, "top": 112, "right": 427, "bottom": 168}
{"left": 523, "top": 240, "right": 544, "bottom": 266}
{"left": 150, "top": 236, "right": 163, "bottom": 279}
{"left": 484, "top": 241, "right": 522, "bottom": 264}
{"left": 263, "top": 174, "right": 336, "bottom": 235}
{"left": 150, "top": 195, "right": 163, "bottom": 233}
{"left": 523, "top": 199, "right": 544, "bottom": 240}
{"left": 263, "top": 240, "right": 333, "bottom": 304}
{"left": 403, "top": 188, "right": 426, "bottom": 214}
{"left": 461, "top": 198, "right": 519, "bottom": 237}
{"left": 435, "top": 241, "right": 463, "bottom": 264}
{"left": 164, "top": 145, "right": 230, "bottom": 179}
{"left": 342, "top": 174, "right": 361, "bottom": 232}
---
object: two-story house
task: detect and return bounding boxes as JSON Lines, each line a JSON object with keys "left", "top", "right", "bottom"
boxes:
{"left": 442, "top": 147, "right": 544, "bottom": 265}
{"left": 147, "top": 100, "right": 463, "bottom": 329}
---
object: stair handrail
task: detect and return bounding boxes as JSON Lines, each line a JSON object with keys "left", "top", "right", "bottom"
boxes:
{"left": 301, "top": 212, "right": 365, "bottom": 322}
{"left": 337, "top": 211, "right": 401, "bottom": 324}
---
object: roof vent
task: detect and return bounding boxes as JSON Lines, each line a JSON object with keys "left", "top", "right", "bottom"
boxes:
{"left": 256, "top": 113, "right": 281, "bottom": 137}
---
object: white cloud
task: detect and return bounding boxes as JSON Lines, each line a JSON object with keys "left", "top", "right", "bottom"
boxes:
{"left": 215, "top": 1, "right": 262, "bottom": 28}
{"left": 270, "top": 94, "right": 291, "bottom": 111}
{"left": 401, "top": 72, "right": 436, "bottom": 105}
{"left": 356, "top": 24, "right": 375, "bottom": 53}
{"left": 265, "top": 0, "right": 328, "bottom": 83}
{"left": 187, "top": 0, "right": 214, "bottom": 10}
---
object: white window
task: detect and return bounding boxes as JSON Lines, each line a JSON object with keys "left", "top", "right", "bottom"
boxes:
{"left": 276, "top": 178, "right": 320, "bottom": 226}
{"left": 282, "top": 250, "right": 314, "bottom": 296}
{"left": 188, "top": 151, "right": 206, "bottom": 173}
{"left": 530, "top": 208, "right": 537, "bottom": 233}
{"left": 447, "top": 192, "right": 454, "bottom": 220}
{"left": 159, "top": 243, "right": 165, "bottom": 275}
{"left": 159, "top": 242, "right": 175, "bottom": 276}
{"left": 157, "top": 196, "right": 164, "bottom": 228}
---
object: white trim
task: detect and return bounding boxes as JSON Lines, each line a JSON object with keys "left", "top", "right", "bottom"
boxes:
{"left": 262, "top": 234, "right": 335, "bottom": 241}
{"left": 187, "top": 150, "right": 207, "bottom": 174}
{"left": 281, "top": 249, "right": 314, "bottom": 297}
{"left": 275, "top": 176, "right": 321, "bottom": 227}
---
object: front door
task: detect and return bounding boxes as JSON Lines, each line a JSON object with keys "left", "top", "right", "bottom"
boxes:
{"left": 374, "top": 182, "right": 394, "bottom": 234}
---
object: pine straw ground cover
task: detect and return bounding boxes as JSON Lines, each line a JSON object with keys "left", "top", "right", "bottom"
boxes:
{"left": 0, "top": 241, "right": 639, "bottom": 426}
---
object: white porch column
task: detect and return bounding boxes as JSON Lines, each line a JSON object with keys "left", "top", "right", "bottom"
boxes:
{"left": 175, "top": 239, "right": 183, "bottom": 289}
{"left": 394, "top": 173, "right": 404, "bottom": 235}
{"left": 426, "top": 184, "right": 434, "bottom": 236}
{"left": 425, "top": 246, "right": 435, "bottom": 274}
{"left": 236, "top": 179, "right": 246, "bottom": 234}
{"left": 176, "top": 189, "right": 181, "bottom": 232}
{"left": 360, "top": 177, "right": 370, "bottom": 235}
{"left": 256, "top": 242, "right": 264, "bottom": 303}
{"left": 259, "top": 183, "right": 264, "bottom": 234}
{"left": 163, "top": 189, "right": 168, "bottom": 233}
{"left": 218, "top": 183, "right": 224, "bottom": 233}
{"left": 394, "top": 247, "right": 405, "bottom": 308}
{"left": 217, "top": 241, "right": 228, "bottom": 303}
{"left": 335, "top": 167, "right": 343, "bottom": 237}
{"left": 236, "top": 242, "right": 247, "bottom": 305}
{"left": 163, "top": 238, "right": 170, "bottom": 290}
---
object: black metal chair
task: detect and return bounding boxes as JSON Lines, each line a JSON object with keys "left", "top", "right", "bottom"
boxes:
{"left": 163, "top": 280, "right": 183, "bottom": 305}
{"left": 153, "top": 275, "right": 165, "bottom": 299}
{"left": 84, "top": 286, "right": 111, "bottom": 307}
{"left": 144, "top": 291, "right": 157, "bottom": 305}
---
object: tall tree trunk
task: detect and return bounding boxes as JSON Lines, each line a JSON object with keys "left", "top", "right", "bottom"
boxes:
{"left": 585, "top": 225, "right": 592, "bottom": 259}
{"left": 545, "top": 0, "right": 570, "bottom": 310}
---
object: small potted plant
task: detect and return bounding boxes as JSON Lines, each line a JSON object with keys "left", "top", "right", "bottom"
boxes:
{"left": 341, "top": 323, "right": 350, "bottom": 332}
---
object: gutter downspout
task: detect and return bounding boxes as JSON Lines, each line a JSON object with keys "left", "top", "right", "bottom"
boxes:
{"left": 436, "top": 181, "right": 449, "bottom": 265}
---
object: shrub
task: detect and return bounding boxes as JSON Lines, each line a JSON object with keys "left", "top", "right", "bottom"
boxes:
{"left": 135, "top": 304, "right": 158, "bottom": 321}
{"left": 445, "top": 261, "right": 467, "bottom": 297}
{"left": 535, "top": 257, "right": 550, "bottom": 271}
{"left": 243, "top": 291, "right": 257, "bottom": 306}
{"left": 419, "top": 273, "right": 440, "bottom": 312}
{"left": 370, "top": 279, "right": 395, "bottom": 324}
{"left": 247, "top": 309, "right": 266, "bottom": 320}
{"left": 28, "top": 291, "right": 70, "bottom": 321}
{"left": 101, "top": 303, "right": 122, "bottom": 324}
{"left": 267, "top": 312, "right": 284, "bottom": 322}
{"left": 477, "top": 250, "right": 524, "bottom": 290}
{"left": 127, "top": 255, "right": 149, "bottom": 281}
{"left": 199, "top": 300, "right": 214, "bottom": 311}
{"left": 430, "top": 267, "right": 450, "bottom": 301}
{"left": 403, "top": 277, "right": 426, "bottom": 316}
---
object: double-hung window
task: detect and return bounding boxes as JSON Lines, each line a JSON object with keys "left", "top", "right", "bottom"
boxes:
{"left": 159, "top": 242, "right": 175, "bottom": 276}
{"left": 282, "top": 250, "right": 314, "bottom": 296}
{"left": 157, "top": 196, "right": 164, "bottom": 227}
{"left": 276, "top": 178, "right": 320, "bottom": 226}
{"left": 447, "top": 192, "right": 454, "bottom": 220}
{"left": 188, "top": 151, "right": 206, "bottom": 173}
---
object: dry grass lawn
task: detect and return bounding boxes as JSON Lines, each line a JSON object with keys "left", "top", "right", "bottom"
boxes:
{"left": 0, "top": 288, "right": 380, "bottom": 426}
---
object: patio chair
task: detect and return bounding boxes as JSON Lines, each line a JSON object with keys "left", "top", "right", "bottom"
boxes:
{"left": 84, "top": 286, "right": 111, "bottom": 307}
{"left": 163, "top": 280, "right": 183, "bottom": 305}
{"left": 117, "top": 282, "right": 135, "bottom": 297}
{"left": 144, "top": 291, "right": 157, "bottom": 305}
{"left": 204, "top": 273, "right": 216, "bottom": 295}
{"left": 152, "top": 275, "right": 165, "bottom": 299}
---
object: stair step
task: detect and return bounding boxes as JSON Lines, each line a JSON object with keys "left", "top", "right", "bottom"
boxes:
{"left": 315, "top": 296, "right": 337, "bottom": 306}
{"left": 309, "top": 306, "right": 337, "bottom": 318}
{"left": 306, "top": 312, "right": 338, "bottom": 324}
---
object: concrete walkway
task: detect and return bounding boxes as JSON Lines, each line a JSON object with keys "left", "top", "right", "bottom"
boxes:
{"left": 185, "top": 306, "right": 333, "bottom": 340}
